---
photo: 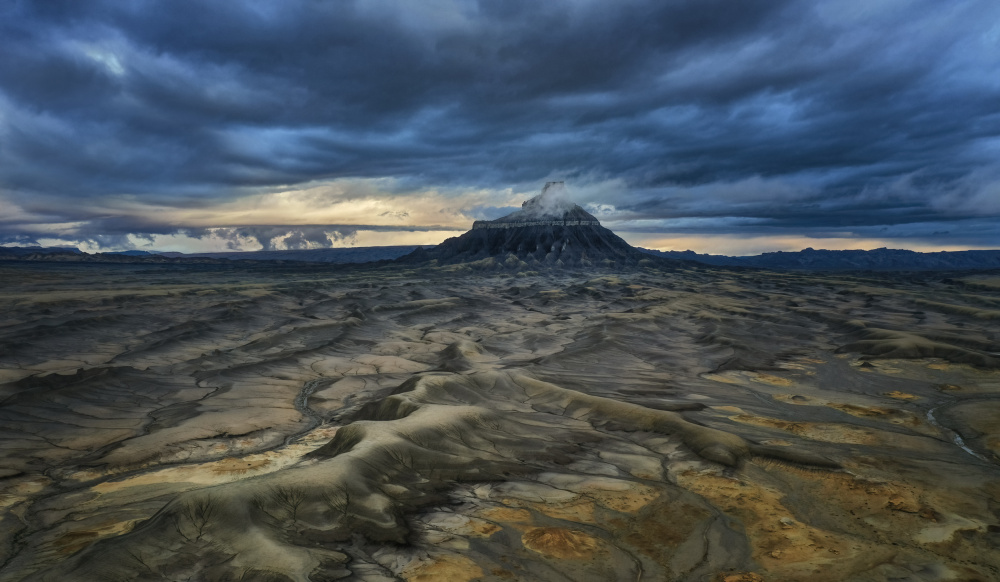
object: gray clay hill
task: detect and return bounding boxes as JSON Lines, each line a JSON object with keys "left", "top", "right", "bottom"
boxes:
{"left": 401, "top": 182, "right": 650, "bottom": 268}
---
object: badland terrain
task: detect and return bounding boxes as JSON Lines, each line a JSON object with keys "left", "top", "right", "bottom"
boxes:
{"left": 1, "top": 187, "right": 999, "bottom": 581}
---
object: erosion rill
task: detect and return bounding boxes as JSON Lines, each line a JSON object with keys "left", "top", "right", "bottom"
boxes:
{"left": 0, "top": 192, "right": 999, "bottom": 581}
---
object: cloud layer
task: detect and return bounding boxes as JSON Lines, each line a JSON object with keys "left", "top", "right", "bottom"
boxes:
{"left": 1, "top": 0, "right": 998, "bottom": 251}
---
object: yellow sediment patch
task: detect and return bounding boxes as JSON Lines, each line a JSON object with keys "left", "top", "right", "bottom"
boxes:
{"left": 713, "top": 405, "right": 748, "bottom": 414}
{"left": 845, "top": 359, "right": 1000, "bottom": 390}
{"left": 805, "top": 468, "right": 969, "bottom": 529}
{"left": 696, "top": 461, "right": 996, "bottom": 576}
{"left": 731, "top": 415, "right": 876, "bottom": 445}
{"left": 827, "top": 403, "right": 925, "bottom": 430}
{"left": 515, "top": 497, "right": 596, "bottom": 524}
{"left": 0, "top": 476, "right": 51, "bottom": 516}
{"left": 53, "top": 519, "right": 138, "bottom": 555}
{"left": 478, "top": 507, "right": 532, "bottom": 524}
{"left": 777, "top": 362, "right": 814, "bottom": 372}
{"left": 585, "top": 482, "right": 659, "bottom": 514}
{"left": 675, "top": 468, "right": 882, "bottom": 582}
{"left": 856, "top": 360, "right": 904, "bottom": 374}
{"left": 827, "top": 403, "right": 893, "bottom": 418}
{"left": 703, "top": 371, "right": 796, "bottom": 387}
{"left": 597, "top": 451, "right": 664, "bottom": 480}
{"left": 772, "top": 394, "right": 816, "bottom": 405}
{"left": 92, "top": 455, "right": 273, "bottom": 493}
{"left": 777, "top": 356, "right": 827, "bottom": 372}
{"left": 89, "top": 426, "right": 338, "bottom": 494}
{"left": 521, "top": 527, "right": 605, "bottom": 560}
{"left": 605, "top": 495, "right": 711, "bottom": 564}
{"left": 424, "top": 512, "right": 503, "bottom": 539}
{"left": 498, "top": 479, "right": 659, "bottom": 525}
{"left": 402, "top": 554, "right": 484, "bottom": 582}
{"left": 751, "top": 373, "right": 794, "bottom": 387}
{"left": 884, "top": 391, "right": 918, "bottom": 400}
{"left": 465, "top": 518, "right": 502, "bottom": 538}
{"left": 211, "top": 457, "right": 273, "bottom": 474}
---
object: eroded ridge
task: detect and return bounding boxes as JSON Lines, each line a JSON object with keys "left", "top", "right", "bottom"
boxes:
{"left": 31, "top": 353, "right": 839, "bottom": 582}
{"left": 2, "top": 265, "right": 1000, "bottom": 581}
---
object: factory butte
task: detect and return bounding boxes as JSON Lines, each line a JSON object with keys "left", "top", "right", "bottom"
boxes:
{"left": 403, "top": 182, "right": 651, "bottom": 268}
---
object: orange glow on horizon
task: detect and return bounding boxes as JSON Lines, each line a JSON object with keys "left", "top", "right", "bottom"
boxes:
{"left": 618, "top": 233, "right": 1000, "bottom": 256}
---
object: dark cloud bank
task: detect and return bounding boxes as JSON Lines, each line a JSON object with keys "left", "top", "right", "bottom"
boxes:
{"left": 1, "top": 0, "right": 998, "bottom": 249}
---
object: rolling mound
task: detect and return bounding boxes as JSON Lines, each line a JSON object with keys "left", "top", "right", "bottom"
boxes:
{"left": 1, "top": 263, "right": 999, "bottom": 581}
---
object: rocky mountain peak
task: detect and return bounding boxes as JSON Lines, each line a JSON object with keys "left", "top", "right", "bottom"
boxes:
{"left": 478, "top": 182, "right": 599, "bottom": 227}
{"left": 400, "top": 183, "right": 657, "bottom": 269}
{"left": 519, "top": 181, "right": 576, "bottom": 217}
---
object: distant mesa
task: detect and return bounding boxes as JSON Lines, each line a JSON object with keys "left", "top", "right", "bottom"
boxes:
{"left": 5, "top": 183, "right": 1000, "bottom": 270}
{"left": 0, "top": 245, "right": 427, "bottom": 265}
{"left": 400, "top": 182, "right": 654, "bottom": 269}
{"left": 641, "top": 246, "right": 1000, "bottom": 271}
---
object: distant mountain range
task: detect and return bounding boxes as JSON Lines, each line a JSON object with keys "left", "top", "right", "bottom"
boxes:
{"left": 155, "top": 246, "right": 430, "bottom": 263}
{"left": 0, "top": 247, "right": 227, "bottom": 264}
{"left": 640, "top": 247, "right": 1000, "bottom": 271}
{"left": 0, "top": 246, "right": 428, "bottom": 265}
{"left": 0, "top": 246, "right": 84, "bottom": 256}
{"left": 4, "top": 244, "right": 999, "bottom": 271}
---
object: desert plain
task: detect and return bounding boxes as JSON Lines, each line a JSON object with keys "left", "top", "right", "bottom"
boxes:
{"left": 1, "top": 260, "right": 999, "bottom": 581}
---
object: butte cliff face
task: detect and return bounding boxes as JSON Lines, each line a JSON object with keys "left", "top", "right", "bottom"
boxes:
{"left": 402, "top": 182, "right": 651, "bottom": 268}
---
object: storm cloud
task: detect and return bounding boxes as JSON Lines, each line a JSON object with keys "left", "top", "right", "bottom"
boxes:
{"left": 0, "top": 0, "right": 998, "bottom": 251}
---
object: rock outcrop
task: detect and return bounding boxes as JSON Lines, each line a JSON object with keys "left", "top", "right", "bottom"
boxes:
{"left": 401, "top": 182, "right": 653, "bottom": 268}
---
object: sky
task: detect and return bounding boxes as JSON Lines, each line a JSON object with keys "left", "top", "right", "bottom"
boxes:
{"left": 1, "top": 0, "right": 999, "bottom": 255}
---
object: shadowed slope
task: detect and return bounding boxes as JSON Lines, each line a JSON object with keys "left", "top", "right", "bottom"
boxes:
{"left": 35, "top": 346, "right": 839, "bottom": 582}
{"left": 3, "top": 264, "right": 1000, "bottom": 582}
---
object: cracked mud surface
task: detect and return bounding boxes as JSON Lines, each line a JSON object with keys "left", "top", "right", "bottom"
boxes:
{"left": 1, "top": 263, "right": 999, "bottom": 581}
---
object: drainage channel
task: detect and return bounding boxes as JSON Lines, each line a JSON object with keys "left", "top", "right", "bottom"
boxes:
{"left": 285, "top": 378, "right": 327, "bottom": 446}
{"left": 925, "top": 406, "right": 991, "bottom": 463}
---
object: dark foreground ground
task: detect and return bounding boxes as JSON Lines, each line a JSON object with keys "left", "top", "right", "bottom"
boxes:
{"left": 1, "top": 262, "right": 998, "bottom": 582}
